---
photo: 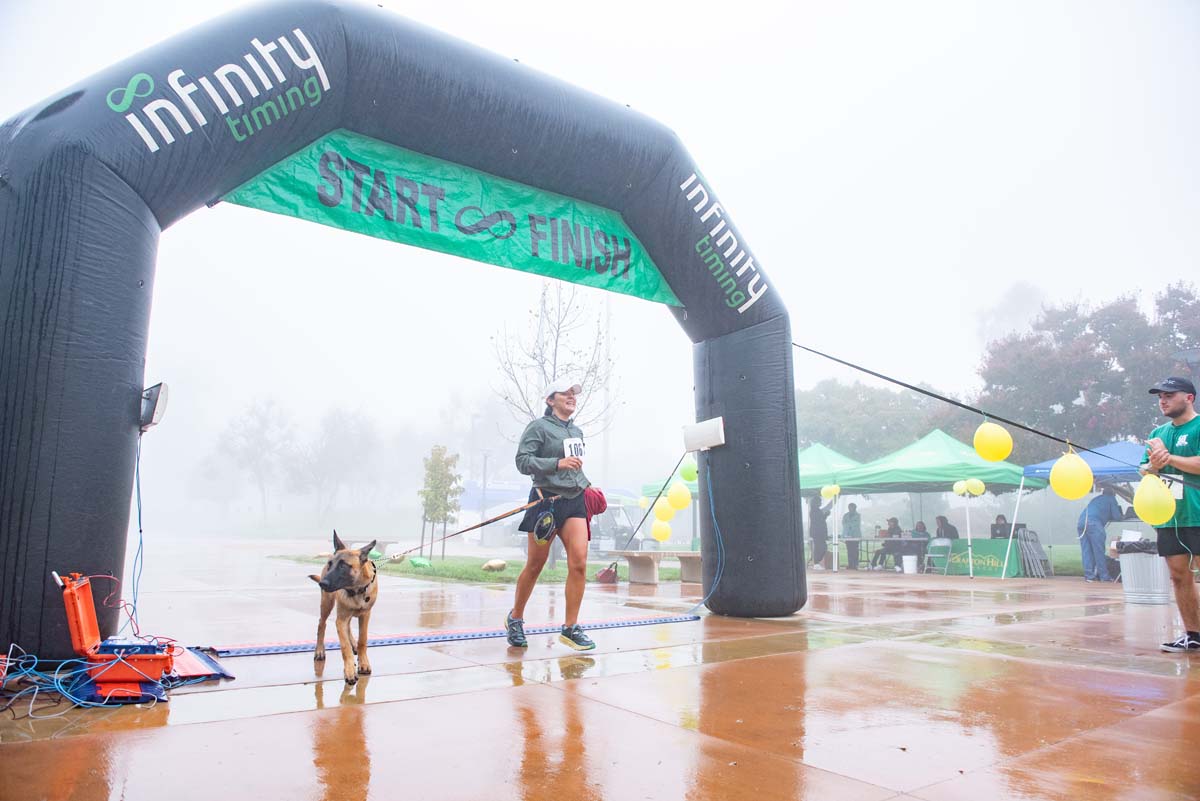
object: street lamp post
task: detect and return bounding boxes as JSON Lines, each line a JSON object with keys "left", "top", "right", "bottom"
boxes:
{"left": 479, "top": 450, "right": 490, "bottom": 534}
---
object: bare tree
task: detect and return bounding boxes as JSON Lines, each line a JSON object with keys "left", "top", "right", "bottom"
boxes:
{"left": 492, "top": 282, "right": 617, "bottom": 432}
{"left": 218, "top": 399, "right": 294, "bottom": 522}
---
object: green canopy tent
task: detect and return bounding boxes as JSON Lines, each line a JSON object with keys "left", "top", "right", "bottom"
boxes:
{"left": 637, "top": 443, "right": 862, "bottom": 555}
{"left": 794, "top": 443, "right": 861, "bottom": 574}
{"left": 834, "top": 429, "right": 1043, "bottom": 494}
{"left": 797, "top": 443, "right": 862, "bottom": 495}
{"left": 637, "top": 442, "right": 861, "bottom": 546}
{"left": 829, "top": 429, "right": 1044, "bottom": 577}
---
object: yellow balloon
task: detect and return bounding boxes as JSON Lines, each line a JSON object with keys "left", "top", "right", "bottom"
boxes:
{"left": 653, "top": 497, "right": 675, "bottom": 522}
{"left": 638, "top": 496, "right": 650, "bottom": 509}
{"left": 1049, "top": 451, "right": 1093, "bottom": 500}
{"left": 965, "top": 478, "right": 986, "bottom": 496}
{"left": 1134, "top": 474, "right": 1176, "bottom": 526}
{"left": 668, "top": 482, "right": 692, "bottom": 510}
{"left": 651, "top": 520, "right": 672, "bottom": 542}
{"left": 974, "top": 422, "right": 1014, "bottom": 462}
{"left": 953, "top": 480, "right": 967, "bottom": 496}
{"left": 820, "top": 484, "right": 841, "bottom": 499}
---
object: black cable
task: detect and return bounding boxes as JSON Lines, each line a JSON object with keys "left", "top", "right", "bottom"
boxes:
{"left": 616, "top": 452, "right": 688, "bottom": 554}
{"left": 792, "top": 341, "right": 1200, "bottom": 492}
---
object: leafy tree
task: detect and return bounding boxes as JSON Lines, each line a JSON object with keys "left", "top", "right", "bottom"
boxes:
{"left": 970, "top": 284, "right": 1200, "bottom": 462}
{"left": 288, "top": 409, "right": 380, "bottom": 521}
{"left": 794, "top": 378, "right": 942, "bottom": 462}
{"left": 418, "top": 445, "right": 464, "bottom": 528}
{"left": 794, "top": 284, "right": 1200, "bottom": 466}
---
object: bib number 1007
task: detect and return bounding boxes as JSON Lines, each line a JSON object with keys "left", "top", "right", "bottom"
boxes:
{"left": 564, "top": 438, "right": 586, "bottom": 459}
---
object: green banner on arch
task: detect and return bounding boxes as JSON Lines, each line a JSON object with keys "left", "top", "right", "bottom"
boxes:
{"left": 224, "top": 128, "right": 680, "bottom": 305}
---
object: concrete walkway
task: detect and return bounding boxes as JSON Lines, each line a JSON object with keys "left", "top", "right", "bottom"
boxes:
{"left": 2, "top": 538, "right": 1197, "bottom": 800}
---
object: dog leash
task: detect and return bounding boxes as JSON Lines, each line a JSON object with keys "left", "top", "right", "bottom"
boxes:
{"left": 381, "top": 494, "right": 561, "bottom": 563}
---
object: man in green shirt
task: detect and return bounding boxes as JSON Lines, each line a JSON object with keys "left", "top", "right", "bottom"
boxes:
{"left": 505, "top": 379, "right": 596, "bottom": 651}
{"left": 1140, "top": 376, "right": 1200, "bottom": 653}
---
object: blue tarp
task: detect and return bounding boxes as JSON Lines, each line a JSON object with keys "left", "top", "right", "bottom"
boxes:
{"left": 1022, "top": 441, "right": 1146, "bottom": 481}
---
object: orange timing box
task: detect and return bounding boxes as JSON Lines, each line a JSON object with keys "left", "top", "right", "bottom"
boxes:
{"left": 59, "top": 572, "right": 173, "bottom": 690}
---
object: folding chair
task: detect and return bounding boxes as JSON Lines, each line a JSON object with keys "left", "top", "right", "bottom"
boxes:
{"left": 923, "top": 538, "right": 953, "bottom": 575}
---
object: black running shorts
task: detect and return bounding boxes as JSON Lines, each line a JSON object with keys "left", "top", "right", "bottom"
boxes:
{"left": 518, "top": 489, "right": 586, "bottom": 537}
{"left": 1156, "top": 526, "right": 1200, "bottom": 558}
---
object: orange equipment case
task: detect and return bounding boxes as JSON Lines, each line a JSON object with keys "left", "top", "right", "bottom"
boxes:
{"left": 59, "top": 572, "right": 174, "bottom": 698}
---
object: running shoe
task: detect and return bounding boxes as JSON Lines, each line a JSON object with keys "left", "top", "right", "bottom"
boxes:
{"left": 505, "top": 611, "right": 528, "bottom": 648}
{"left": 1161, "top": 634, "right": 1200, "bottom": 653}
{"left": 559, "top": 624, "right": 596, "bottom": 651}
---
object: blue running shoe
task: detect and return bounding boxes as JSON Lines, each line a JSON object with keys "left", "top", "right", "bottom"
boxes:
{"left": 505, "top": 611, "right": 528, "bottom": 648}
{"left": 559, "top": 624, "right": 595, "bottom": 651}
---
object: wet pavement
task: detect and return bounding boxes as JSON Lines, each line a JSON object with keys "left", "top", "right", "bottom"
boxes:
{"left": 2, "top": 539, "right": 1199, "bottom": 800}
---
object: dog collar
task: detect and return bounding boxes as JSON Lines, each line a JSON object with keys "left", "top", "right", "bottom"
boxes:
{"left": 343, "top": 572, "right": 375, "bottom": 598}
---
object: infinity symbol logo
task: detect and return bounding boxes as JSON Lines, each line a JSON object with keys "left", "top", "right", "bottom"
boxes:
{"left": 454, "top": 206, "right": 517, "bottom": 239}
{"left": 106, "top": 73, "right": 155, "bottom": 113}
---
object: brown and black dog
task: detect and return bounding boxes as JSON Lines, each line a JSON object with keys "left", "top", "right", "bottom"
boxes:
{"left": 309, "top": 531, "right": 378, "bottom": 684}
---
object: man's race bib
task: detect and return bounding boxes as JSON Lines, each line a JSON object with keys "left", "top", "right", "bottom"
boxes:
{"left": 563, "top": 438, "right": 586, "bottom": 459}
{"left": 1168, "top": 477, "right": 1185, "bottom": 501}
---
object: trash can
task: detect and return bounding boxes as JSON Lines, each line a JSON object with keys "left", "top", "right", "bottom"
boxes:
{"left": 1117, "top": 541, "right": 1171, "bottom": 604}
{"left": 901, "top": 554, "right": 919, "bottom": 574}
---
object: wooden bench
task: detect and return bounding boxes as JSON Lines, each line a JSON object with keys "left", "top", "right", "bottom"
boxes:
{"left": 605, "top": 551, "right": 702, "bottom": 584}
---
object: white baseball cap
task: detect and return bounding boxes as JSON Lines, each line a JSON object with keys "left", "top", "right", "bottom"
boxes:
{"left": 543, "top": 379, "right": 582, "bottom": 400}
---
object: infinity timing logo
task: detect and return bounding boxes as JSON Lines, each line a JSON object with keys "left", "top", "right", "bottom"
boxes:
{"left": 106, "top": 28, "right": 329, "bottom": 153}
{"left": 681, "top": 173, "right": 768, "bottom": 313}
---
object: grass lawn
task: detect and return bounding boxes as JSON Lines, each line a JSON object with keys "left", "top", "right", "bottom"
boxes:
{"left": 280, "top": 554, "right": 681, "bottom": 585}
{"left": 287, "top": 545, "right": 1092, "bottom": 584}
{"left": 1050, "top": 546, "right": 1084, "bottom": 576}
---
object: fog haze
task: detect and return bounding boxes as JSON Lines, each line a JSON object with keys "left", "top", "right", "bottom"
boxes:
{"left": 3, "top": 0, "right": 1197, "bottom": 540}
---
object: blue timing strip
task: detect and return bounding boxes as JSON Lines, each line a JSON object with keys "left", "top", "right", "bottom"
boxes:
{"left": 215, "top": 614, "right": 701, "bottom": 657}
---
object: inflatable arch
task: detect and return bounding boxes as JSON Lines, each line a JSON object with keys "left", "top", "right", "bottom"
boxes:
{"left": 0, "top": 1, "right": 804, "bottom": 657}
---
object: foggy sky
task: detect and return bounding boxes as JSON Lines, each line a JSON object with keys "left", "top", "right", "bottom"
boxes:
{"left": 3, "top": 1, "right": 1198, "bottom": 531}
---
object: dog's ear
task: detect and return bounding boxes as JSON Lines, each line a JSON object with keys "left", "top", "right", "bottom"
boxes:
{"left": 359, "top": 540, "right": 377, "bottom": 561}
{"left": 333, "top": 530, "right": 347, "bottom": 552}
{"left": 308, "top": 574, "right": 321, "bottom": 583}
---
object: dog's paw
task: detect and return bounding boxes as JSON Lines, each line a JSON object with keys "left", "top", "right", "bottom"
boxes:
{"left": 357, "top": 663, "right": 372, "bottom": 675}
{"left": 344, "top": 672, "right": 358, "bottom": 685}
{"left": 314, "top": 648, "right": 326, "bottom": 661}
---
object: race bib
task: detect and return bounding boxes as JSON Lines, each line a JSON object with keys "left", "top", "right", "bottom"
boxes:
{"left": 1168, "top": 477, "right": 1185, "bottom": 501}
{"left": 563, "top": 438, "right": 586, "bottom": 459}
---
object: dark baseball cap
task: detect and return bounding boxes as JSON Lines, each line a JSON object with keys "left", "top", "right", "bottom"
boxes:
{"left": 1148, "top": 376, "right": 1197, "bottom": 395}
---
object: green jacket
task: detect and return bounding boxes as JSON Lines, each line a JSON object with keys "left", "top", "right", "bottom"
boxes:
{"left": 515, "top": 412, "right": 591, "bottom": 499}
